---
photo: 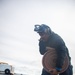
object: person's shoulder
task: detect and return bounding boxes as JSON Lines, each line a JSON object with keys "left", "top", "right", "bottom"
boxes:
{"left": 52, "top": 32, "right": 65, "bottom": 44}
{"left": 52, "top": 32, "right": 63, "bottom": 40}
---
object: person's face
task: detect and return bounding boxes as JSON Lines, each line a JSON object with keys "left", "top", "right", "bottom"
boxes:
{"left": 38, "top": 32, "right": 49, "bottom": 41}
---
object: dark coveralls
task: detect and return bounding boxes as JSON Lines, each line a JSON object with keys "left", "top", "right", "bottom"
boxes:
{"left": 39, "top": 32, "right": 73, "bottom": 75}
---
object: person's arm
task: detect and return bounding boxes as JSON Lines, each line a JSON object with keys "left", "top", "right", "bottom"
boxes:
{"left": 56, "top": 41, "right": 67, "bottom": 69}
{"left": 39, "top": 40, "right": 46, "bottom": 55}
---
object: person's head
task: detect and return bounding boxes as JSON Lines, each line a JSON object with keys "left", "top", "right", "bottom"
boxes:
{"left": 34, "top": 24, "right": 52, "bottom": 41}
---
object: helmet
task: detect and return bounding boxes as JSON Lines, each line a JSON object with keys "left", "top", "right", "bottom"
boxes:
{"left": 34, "top": 24, "right": 52, "bottom": 34}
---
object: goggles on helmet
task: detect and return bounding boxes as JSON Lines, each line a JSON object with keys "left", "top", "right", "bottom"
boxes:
{"left": 34, "top": 24, "right": 51, "bottom": 34}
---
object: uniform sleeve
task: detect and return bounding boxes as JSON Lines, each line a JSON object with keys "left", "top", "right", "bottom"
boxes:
{"left": 56, "top": 41, "right": 67, "bottom": 68}
{"left": 39, "top": 40, "right": 46, "bottom": 55}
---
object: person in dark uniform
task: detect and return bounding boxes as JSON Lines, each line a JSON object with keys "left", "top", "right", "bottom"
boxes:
{"left": 34, "top": 24, "right": 73, "bottom": 75}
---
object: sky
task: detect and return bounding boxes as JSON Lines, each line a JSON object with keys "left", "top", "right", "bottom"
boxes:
{"left": 0, "top": 0, "right": 75, "bottom": 74}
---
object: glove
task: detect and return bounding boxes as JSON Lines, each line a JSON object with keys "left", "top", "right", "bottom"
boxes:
{"left": 49, "top": 68, "right": 59, "bottom": 75}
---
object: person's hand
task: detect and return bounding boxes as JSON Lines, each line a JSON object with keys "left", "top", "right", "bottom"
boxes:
{"left": 49, "top": 69, "right": 59, "bottom": 75}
